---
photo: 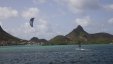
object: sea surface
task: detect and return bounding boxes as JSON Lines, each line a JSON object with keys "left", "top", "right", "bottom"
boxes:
{"left": 0, "top": 44, "right": 113, "bottom": 64}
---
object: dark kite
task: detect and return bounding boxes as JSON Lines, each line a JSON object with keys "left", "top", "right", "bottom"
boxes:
{"left": 30, "top": 18, "right": 35, "bottom": 27}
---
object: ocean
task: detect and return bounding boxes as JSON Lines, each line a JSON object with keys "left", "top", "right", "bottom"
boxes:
{"left": 0, "top": 44, "right": 113, "bottom": 64}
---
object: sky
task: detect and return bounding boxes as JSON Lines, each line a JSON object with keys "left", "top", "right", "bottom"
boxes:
{"left": 0, "top": 0, "right": 113, "bottom": 40}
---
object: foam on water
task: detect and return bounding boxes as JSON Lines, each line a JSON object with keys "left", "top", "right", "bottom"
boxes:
{"left": 76, "top": 48, "right": 86, "bottom": 51}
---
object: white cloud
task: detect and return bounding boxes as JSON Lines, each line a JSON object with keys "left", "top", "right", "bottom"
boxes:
{"left": 0, "top": 7, "right": 18, "bottom": 20}
{"left": 9, "top": 18, "right": 53, "bottom": 39}
{"left": 0, "top": 21, "right": 2, "bottom": 26}
{"left": 22, "top": 19, "right": 51, "bottom": 34}
{"left": 22, "top": 23, "right": 36, "bottom": 34}
{"left": 75, "top": 16, "right": 92, "bottom": 27}
{"left": 21, "top": 8, "right": 39, "bottom": 19}
{"left": 108, "top": 18, "right": 113, "bottom": 24}
{"left": 18, "top": 19, "right": 50, "bottom": 35}
{"left": 104, "top": 4, "right": 113, "bottom": 11}
{"left": 33, "top": 0, "right": 101, "bottom": 13}
{"left": 68, "top": 0, "right": 101, "bottom": 13}
{"left": 33, "top": 0, "right": 47, "bottom": 4}
{"left": 54, "top": 0, "right": 101, "bottom": 13}
{"left": 9, "top": 23, "right": 35, "bottom": 35}
{"left": 37, "top": 19, "right": 50, "bottom": 33}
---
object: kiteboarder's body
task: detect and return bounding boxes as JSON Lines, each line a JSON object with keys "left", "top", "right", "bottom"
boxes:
{"left": 78, "top": 42, "right": 81, "bottom": 49}
{"left": 78, "top": 36, "right": 82, "bottom": 49}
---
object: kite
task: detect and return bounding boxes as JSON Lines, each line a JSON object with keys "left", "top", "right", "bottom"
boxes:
{"left": 30, "top": 18, "right": 35, "bottom": 27}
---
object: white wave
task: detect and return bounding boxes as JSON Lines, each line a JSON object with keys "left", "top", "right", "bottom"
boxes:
{"left": 76, "top": 48, "right": 86, "bottom": 51}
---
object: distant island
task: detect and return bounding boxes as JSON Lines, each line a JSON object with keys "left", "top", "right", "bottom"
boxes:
{"left": 0, "top": 25, "right": 113, "bottom": 46}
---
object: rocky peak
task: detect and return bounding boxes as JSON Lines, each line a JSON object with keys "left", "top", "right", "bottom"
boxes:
{"left": 66, "top": 25, "right": 88, "bottom": 40}
{"left": 71, "top": 25, "right": 88, "bottom": 35}
{"left": 73, "top": 25, "right": 85, "bottom": 32}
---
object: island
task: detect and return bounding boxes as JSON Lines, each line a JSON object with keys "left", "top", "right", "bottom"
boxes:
{"left": 0, "top": 25, "right": 113, "bottom": 46}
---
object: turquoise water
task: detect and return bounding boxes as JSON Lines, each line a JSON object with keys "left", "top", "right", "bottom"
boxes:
{"left": 0, "top": 44, "right": 113, "bottom": 64}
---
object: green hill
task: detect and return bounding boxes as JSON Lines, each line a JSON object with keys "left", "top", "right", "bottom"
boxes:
{"left": 49, "top": 35, "right": 70, "bottom": 45}
{"left": 49, "top": 25, "right": 113, "bottom": 45}
{"left": 0, "top": 26, "right": 22, "bottom": 45}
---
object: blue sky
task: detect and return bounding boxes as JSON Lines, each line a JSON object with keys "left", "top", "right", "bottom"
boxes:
{"left": 0, "top": 0, "right": 113, "bottom": 40}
